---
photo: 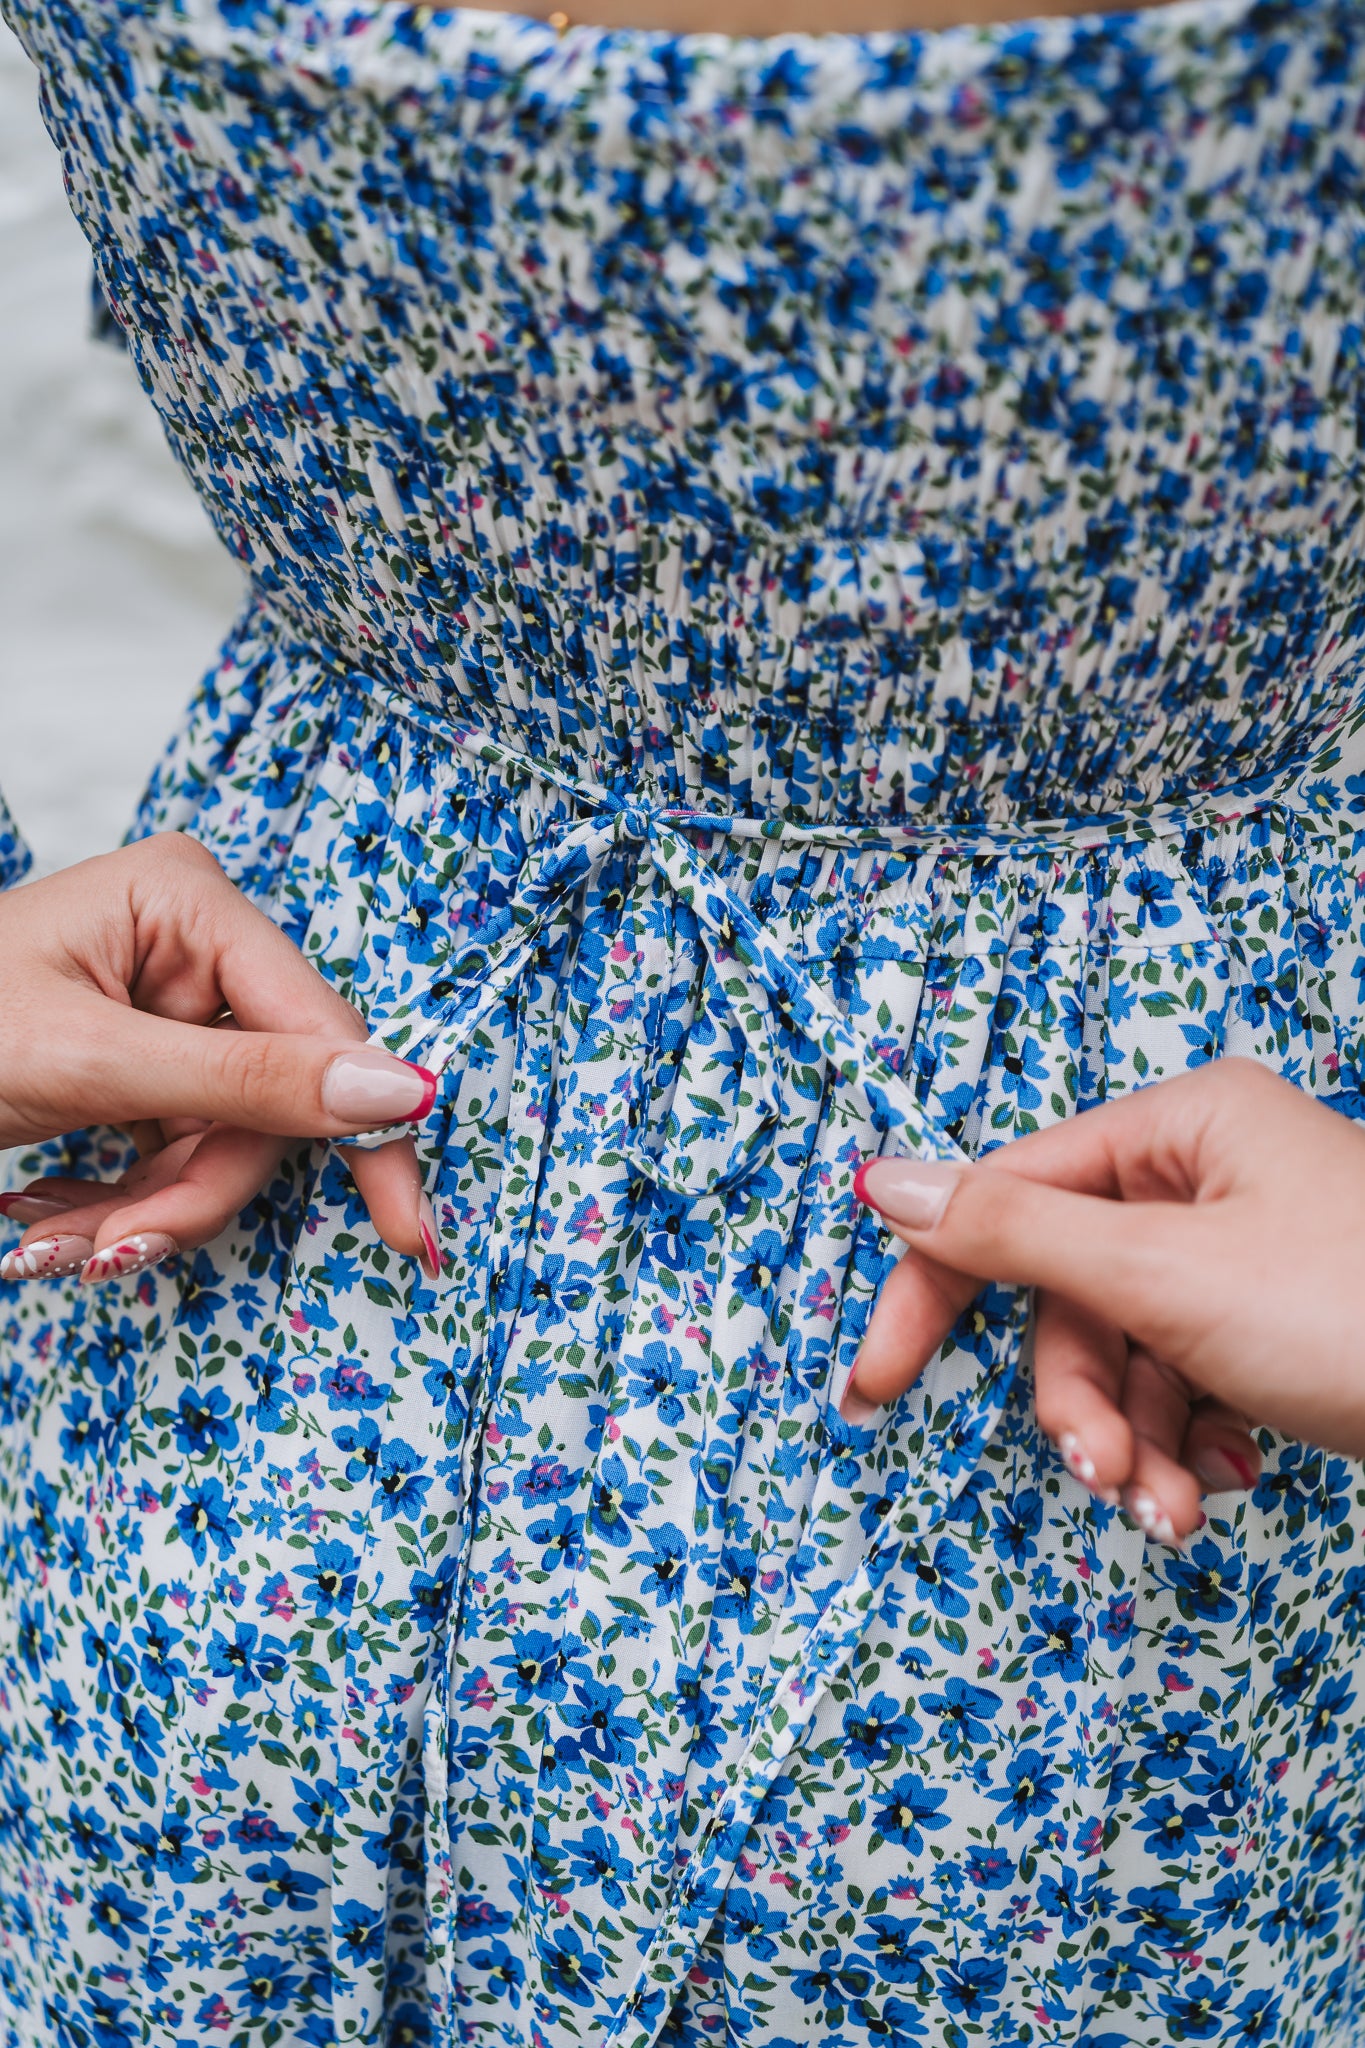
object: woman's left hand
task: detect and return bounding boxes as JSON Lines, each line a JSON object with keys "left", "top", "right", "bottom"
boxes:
{"left": 0, "top": 833, "right": 442, "bottom": 1286}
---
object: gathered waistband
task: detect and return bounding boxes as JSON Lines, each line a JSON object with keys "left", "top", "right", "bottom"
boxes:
{"left": 368, "top": 668, "right": 1320, "bottom": 856}
{"left": 341, "top": 675, "right": 1340, "bottom": 1176}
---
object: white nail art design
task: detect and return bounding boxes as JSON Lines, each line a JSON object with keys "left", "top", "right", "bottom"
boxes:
{"left": 1058, "top": 1431, "right": 1097, "bottom": 1486}
{"left": 79, "top": 1233, "right": 179, "bottom": 1285}
{"left": 1128, "top": 1489, "right": 1178, "bottom": 1547}
{"left": 0, "top": 1234, "right": 95, "bottom": 1281}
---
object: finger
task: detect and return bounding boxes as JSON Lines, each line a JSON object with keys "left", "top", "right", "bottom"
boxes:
{"left": 75, "top": 1128, "right": 294, "bottom": 1272}
{"left": 841, "top": 1246, "right": 981, "bottom": 1421}
{"left": 343, "top": 1140, "right": 442, "bottom": 1281}
{"left": 1121, "top": 1347, "right": 1204, "bottom": 1545}
{"left": 1, "top": 1141, "right": 206, "bottom": 1281}
{"left": 853, "top": 1153, "right": 1217, "bottom": 1362}
{"left": 1, "top": 1175, "right": 115, "bottom": 1226}
{"left": 1181, "top": 1399, "right": 1262, "bottom": 1497}
{"left": 1031, "top": 1288, "right": 1134, "bottom": 1504}
{"left": 81, "top": 1134, "right": 441, "bottom": 1282}
{"left": 13, "top": 990, "right": 438, "bottom": 1143}
{"left": 9, "top": 1135, "right": 445, "bottom": 1288}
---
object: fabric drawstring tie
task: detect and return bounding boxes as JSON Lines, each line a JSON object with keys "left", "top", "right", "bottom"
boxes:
{"left": 341, "top": 697, "right": 1301, "bottom": 2048}
{"left": 343, "top": 706, "right": 1289, "bottom": 1177}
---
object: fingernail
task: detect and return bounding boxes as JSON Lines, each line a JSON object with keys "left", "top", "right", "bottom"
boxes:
{"left": 1057, "top": 1432, "right": 1120, "bottom": 1508}
{"left": 79, "top": 1233, "right": 179, "bottom": 1285}
{"left": 0, "top": 1193, "right": 73, "bottom": 1225}
{"left": 854, "top": 1155, "right": 964, "bottom": 1230}
{"left": 417, "top": 1193, "right": 444, "bottom": 1283}
{"left": 1194, "top": 1445, "right": 1259, "bottom": 1493}
{"left": 0, "top": 1234, "right": 95, "bottom": 1281}
{"left": 1058, "top": 1431, "right": 1097, "bottom": 1486}
{"left": 322, "top": 1050, "right": 437, "bottom": 1127}
{"left": 1124, "top": 1487, "right": 1179, "bottom": 1548}
{"left": 837, "top": 1365, "right": 882, "bottom": 1429}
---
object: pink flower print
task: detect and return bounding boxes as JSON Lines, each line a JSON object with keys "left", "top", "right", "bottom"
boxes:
{"left": 568, "top": 1195, "right": 605, "bottom": 1244}
{"left": 799, "top": 1272, "right": 837, "bottom": 1321}
{"left": 259, "top": 1572, "right": 296, "bottom": 1621}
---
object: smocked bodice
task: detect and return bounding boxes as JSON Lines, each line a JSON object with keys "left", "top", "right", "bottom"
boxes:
{"left": 13, "top": 0, "right": 1365, "bottom": 824}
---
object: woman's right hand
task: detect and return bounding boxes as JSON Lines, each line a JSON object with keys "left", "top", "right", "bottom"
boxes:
{"left": 843, "top": 1059, "right": 1365, "bottom": 1544}
{"left": 0, "top": 832, "right": 441, "bottom": 1285}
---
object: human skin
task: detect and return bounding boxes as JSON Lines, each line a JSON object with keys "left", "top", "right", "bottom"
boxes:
{"left": 845, "top": 1059, "right": 1365, "bottom": 1544}
{"left": 0, "top": 832, "right": 439, "bottom": 1283}
{"left": 467, "top": 0, "right": 1165, "bottom": 46}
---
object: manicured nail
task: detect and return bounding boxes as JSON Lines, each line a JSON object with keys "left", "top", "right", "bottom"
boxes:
{"left": 322, "top": 1050, "right": 437, "bottom": 1126}
{"left": 0, "top": 1234, "right": 95, "bottom": 1281}
{"left": 417, "top": 1194, "right": 444, "bottom": 1283}
{"left": 1057, "top": 1433, "right": 1120, "bottom": 1508}
{"left": 79, "top": 1234, "right": 179, "bottom": 1285}
{"left": 854, "top": 1155, "right": 964, "bottom": 1230}
{"left": 1058, "top": 1431, "right": 1097, "bottom": 1486}
{"left": 1125, "top": 1487, "right": 1179, "bottom": 1548}
{"left": 838, "top": 1365, "right": 882, "bottom": 1429}
{"left": 1194, "top": 1445, "right": 1259, "bottom": 1493}
{"left": 0, "top": 1193, "right": 72, "bottom": 1225}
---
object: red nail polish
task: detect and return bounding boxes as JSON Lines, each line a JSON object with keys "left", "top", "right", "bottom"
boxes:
{"left": 853, "top": 1159, "right": 874, "bottom": 1206}
{"left": 416, "top": 1194, "right": 444, "bottom": 1283}
{"left": 0, "top": 1193, "right": 71, "bottom": 1223}
{"left": 410, "top": 1064, "right": 438, "bottom": 1121}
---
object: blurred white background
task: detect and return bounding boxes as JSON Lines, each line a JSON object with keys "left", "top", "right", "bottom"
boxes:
{"left": 0, "top": 21, "right": 242, "bottom": 873}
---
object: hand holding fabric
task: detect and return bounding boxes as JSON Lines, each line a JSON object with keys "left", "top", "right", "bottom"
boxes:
{"left": 0, "top": 833, "right": 439, "bottom": 1284}
{"left": 845, "top": 1059, "right": 1365, "bottom": 1544}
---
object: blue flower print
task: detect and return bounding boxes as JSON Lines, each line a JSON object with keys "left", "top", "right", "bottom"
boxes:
{"left": 1139, "top": 1710, "right": 1210, "bottom": 1781}
{"left": 936, "top": 1956, "right": 1008, "bottom": 2020}
{"left": 0, "top": 0, "right": 1364, "bottom": 2040}
{"left": 986, "top": 1746, "right": 1063, "bottom": 1826}
{"left": 872, "top": 1775, "right": 951, "bottom": 1854}
{"left": 625, "top": 1341, "right": 699, "bottom": 1424}
{"left": 1135, "top": 1795, "right": 1217, "bottom": 1857}
{"left": 630, "top": 1522, "right": 689, "bottom": 1607}
{"left": 175, "top": 1478, "right": 241, "bottom": 1567}
{"left": 920, "top": 1678, "right": 1000, "bottom": 1755}
{"left": 840, "top": 1692, "right": 920, "bottom": 1766}
{"left": 173, "top": 1383, "right": 239, "bottom": 1458}
{"left": 491, "top": 1631, "right": 566, "bottom": 1706}
{"left": 561, "top": 1826, "right": 634, "bottom": 1907}
{"left": 853, "top": 1917, "right": 934, "bottom": 1989}
{"left": 1124, "top": 865, "right": 1184, "bottom": 932}
{"left": 467, "top": 1938, "right": 526, "bottom": 2005}
{"left": 90, "top": 1885, "right": 148, "bottom": 1955}
{"left": 1020, "top": 1600, "right": 1088, "bottom": 1680}
{"left": 587, "top": 1455, "right": 650, "bottom": 1547}
{"left": 206, "top": 1623, "right": 289, "bottom": 1698}
{"left": 912, "top": 1536, "right": 976, "bottom": 1618}
{"left": 558, "top": 1677, "right": 643, "bottom": 1768}
{"left": 298, "top": 1540, "right": 360, "bottom": 1619}
{"left": 542, "top": 1926, "right": 604, "bottom": 2009}
{"left": 42, "top": 1680, "right": 82, "bottom": 1759}
{"left": 374, "top": 1440, "right": 431, "bottom": 1521}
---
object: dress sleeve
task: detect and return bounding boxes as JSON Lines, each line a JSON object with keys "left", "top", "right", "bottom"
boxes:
{"left": 0, "top": 791, "right": 33, "bottom": 890}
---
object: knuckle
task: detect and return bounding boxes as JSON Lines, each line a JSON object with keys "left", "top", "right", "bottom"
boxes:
{"left": 224, "top": 1031, "right": 289, "bottom": 1114}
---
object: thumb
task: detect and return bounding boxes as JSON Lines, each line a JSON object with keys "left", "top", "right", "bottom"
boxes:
{"left": 854, "top": 1154, "right": 1200, "bottom": 1360}
{"left": 44, "top": 997, "right": 435, "bottom": 1139}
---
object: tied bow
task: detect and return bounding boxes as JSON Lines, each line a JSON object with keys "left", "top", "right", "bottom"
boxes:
{"left": 346, "top": 724, "right": 968, "bottom": 1185}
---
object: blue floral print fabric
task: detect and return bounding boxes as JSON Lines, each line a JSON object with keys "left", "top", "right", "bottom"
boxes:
{"left": 0, "top": 796, "right": 30, "bottom": 892}
{"left": 5, "top": 0, "right": 1365, "bottom": 2043}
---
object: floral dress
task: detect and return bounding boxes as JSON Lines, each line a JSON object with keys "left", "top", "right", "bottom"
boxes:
{"left": 4, "top": 0, "right": 1365, "bottom": 2041}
